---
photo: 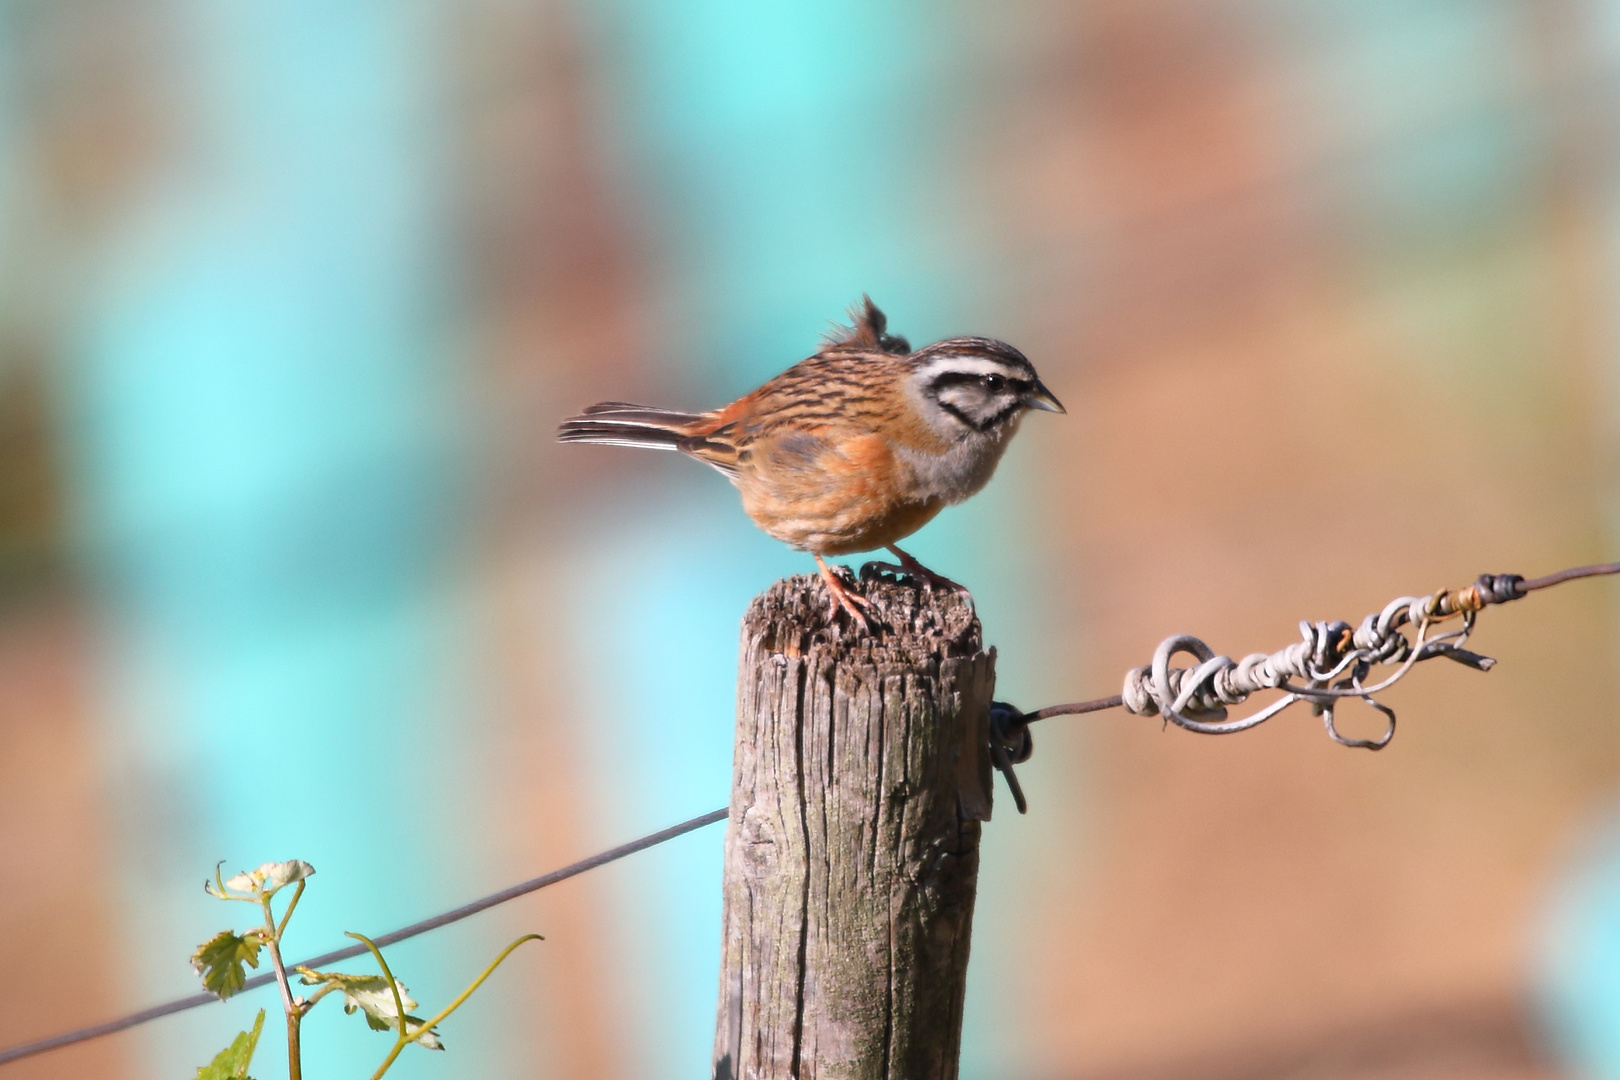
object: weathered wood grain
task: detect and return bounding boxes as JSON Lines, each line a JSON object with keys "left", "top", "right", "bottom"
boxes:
{"left": 714, "top": 571, "right": 996, "bottom": 1080}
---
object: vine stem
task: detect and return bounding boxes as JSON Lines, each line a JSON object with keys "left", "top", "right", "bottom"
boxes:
{"left": 349, "top": 931, "right": 544, "bottom": 1080}
{"left": 261, "top": 883, "right": 305, "bottom": 1080}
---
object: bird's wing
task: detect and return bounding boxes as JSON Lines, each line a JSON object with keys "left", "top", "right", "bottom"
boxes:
{"left": 679, "top": 427, "right": 744, "bottom": 477}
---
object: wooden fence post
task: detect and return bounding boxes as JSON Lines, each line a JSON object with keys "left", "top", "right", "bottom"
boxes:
{"left": 713, "top": 573, "right": 997, "bottom": 1080}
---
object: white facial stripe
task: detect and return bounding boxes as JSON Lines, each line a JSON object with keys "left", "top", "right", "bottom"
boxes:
{"left": 917, "top": 354, "right": 1029, "bottom": 381}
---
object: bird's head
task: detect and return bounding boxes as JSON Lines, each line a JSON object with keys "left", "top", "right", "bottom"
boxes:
{"left": 906, "top": 336, "right": 1064, "bottom": 437}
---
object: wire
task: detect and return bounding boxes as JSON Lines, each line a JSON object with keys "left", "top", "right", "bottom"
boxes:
{"left": 1023, "top": 563, "right": 1620, "bottom": 726}
{"left": 986, "top": 562, "right": 1620, "bottom": 812}
{"left": 0, "top": 807, "right": 728, "bottom": 1067}
{"left": 1521, "top": 561, "right": 1620, "bottom": 592}
{"left": 6, "top": 561, "right": 1620, "bottom": 1067}
{"left": 1025, "top": 694, "right": 1124, "bottom": 721}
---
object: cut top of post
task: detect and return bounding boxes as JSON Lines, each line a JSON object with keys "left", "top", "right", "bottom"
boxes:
{"left": 744, "top": 571, "right": 984, "bottom": 664}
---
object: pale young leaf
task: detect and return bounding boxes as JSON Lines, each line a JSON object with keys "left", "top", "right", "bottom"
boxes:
{"left": 261, "top": 860, "right": 315, "bottom": 891}
{"left": 219, "top": 859, "right": 313, "bottom": 897}
{"left": 194, "top": 1009, "right": 264, "bottom": 1080}
{"left": 296, "top": 970, "right": 444, "bottom": 1050}
{"left": 191, "top": 929, "right": 265, "bottom": 999}
{"left": 222, "top": 869, "right": 261, "bottom": 893}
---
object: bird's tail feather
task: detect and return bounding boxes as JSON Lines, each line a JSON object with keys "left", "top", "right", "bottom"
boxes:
{"left": 557, "top": 401, "right": 708, "bottom": 450}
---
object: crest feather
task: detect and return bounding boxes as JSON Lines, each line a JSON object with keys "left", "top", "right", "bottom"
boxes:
{"left": 822, "top": 295, "right": 911, "bottom": 355}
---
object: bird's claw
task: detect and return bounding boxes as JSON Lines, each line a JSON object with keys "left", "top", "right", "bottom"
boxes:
{"left": 868, "top": 546, "right": 971, "bottom": 597}
{"left": 816, "top": 558, "right": 873, "bottom": 632}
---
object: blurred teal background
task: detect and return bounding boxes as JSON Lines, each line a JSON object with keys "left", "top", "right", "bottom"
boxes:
{"left": 2, "top": 2, "right": 1620, "bottom": 1079}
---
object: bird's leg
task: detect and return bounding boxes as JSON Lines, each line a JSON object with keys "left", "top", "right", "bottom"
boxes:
{"left": 814, "top": 554, "right": 871, "bottom": 631}
{"left": 866, "top": 544, "right": 971, "bottom": 597}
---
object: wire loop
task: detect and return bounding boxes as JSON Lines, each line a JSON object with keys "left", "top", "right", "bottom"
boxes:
{"left": 988, "top": 702, "right": 1034, "bottom": 814}
{"left": 987, "top": 563, "right": 1604, "bottom": 812}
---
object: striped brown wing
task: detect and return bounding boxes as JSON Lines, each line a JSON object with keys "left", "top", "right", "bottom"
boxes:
{"left": 716, "top": 352, "right": 949, "bottom": 552}
{"left": 721, "top": 351, "right": 916, "bottom": 444}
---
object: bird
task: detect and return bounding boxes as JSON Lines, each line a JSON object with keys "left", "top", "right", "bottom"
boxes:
{"left": 557, "top": 298, "right": 1064, "bottom": 630}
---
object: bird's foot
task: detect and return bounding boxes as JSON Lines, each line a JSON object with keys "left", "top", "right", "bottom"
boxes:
{"left": 815, "top": 556, "right": 872, "bottom": 632}
{"left": 864, "top": 545, "right": 971, "bottom": 598}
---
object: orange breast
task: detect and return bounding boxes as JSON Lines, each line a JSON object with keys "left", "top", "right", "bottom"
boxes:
{"left": 733, "top": 429, "right": 944, "bottom": 555}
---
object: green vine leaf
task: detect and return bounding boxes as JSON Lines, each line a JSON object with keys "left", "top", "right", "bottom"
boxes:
{"left": 191, "top": 929, "right": 266, "bottom": 999}
{"left": 194, "top": 1009, "right": 264, "bottom": 1079}
{"left": 297, "top": 970, "right": 444, "bottom": 1050}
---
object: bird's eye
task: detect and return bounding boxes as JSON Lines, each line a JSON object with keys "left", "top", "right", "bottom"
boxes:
{"left": 982, "top": 374, "right": 1005, "bottom": 392}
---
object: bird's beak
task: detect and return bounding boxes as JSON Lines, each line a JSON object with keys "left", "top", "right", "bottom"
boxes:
{"left": 1025, "top": 380, "right": 1066, "bottom": 414}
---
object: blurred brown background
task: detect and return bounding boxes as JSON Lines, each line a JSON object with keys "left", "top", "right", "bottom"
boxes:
{"left": 2, "top": 0, "right": 1618, "bottom": 1078}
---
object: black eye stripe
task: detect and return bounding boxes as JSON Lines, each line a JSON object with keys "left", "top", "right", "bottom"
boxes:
{"left": 930, "top": 371, "right": 1031, "bottom": 393}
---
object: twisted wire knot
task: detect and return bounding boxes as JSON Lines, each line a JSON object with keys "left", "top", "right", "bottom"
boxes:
{"left": 986, "top": 565, "right": 1600, "bottom": 815}
{"left": 1117, "top": 588, "right": 1495, "bottom": 751}
{"left": 987, "top": 702, "right": 1035, "bottom": 814}
{"left": 1466, "top": 573, "right": 1525, "bottom": 607}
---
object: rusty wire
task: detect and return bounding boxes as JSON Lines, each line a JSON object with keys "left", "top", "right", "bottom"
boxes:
{"left": 988, "top": 563, "right": 1620, "bottom": 813}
